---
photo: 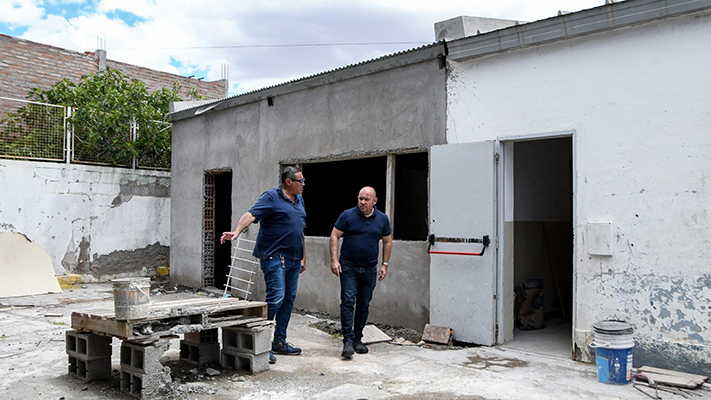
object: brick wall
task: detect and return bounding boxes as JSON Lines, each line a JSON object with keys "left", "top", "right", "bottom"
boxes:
{"left": 0, "top": 34, "right": 227, "bottom": 102}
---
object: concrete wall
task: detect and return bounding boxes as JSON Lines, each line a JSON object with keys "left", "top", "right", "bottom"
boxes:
{"left": 446, "top": 9, "right": 711, "bottom": 373}
{"left": 171, "top": 54, "right": 446, "bottom": 329}
{"left": 0, "top": 159, "right": 170, "bottom": 279}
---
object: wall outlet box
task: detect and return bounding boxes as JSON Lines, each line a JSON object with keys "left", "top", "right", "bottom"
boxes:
{"left": 587, "top": 221, "right": 613, "bottom": 256}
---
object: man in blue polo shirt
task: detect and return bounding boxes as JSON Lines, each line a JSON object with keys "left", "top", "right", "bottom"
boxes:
{"left": 329, "top": 186, "right": 392, "bottom": 359}
{"left": 221, "top": 166, "right": 306, "bottom": 364}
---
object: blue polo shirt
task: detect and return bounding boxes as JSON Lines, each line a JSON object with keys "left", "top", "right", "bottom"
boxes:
{"left": 334, "top": 206, "right": 391, "bottom": 266}
{"left": 248, "top": 185, "right": 306, "bottom": 260}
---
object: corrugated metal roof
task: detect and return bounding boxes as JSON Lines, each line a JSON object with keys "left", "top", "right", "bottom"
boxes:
{"left": 170, "top": 41, "right": 444, "bottom": 119}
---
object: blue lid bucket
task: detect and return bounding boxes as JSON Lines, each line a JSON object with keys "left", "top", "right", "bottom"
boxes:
{"left": 591, "top": 320, "right": 634, "bottom": 384}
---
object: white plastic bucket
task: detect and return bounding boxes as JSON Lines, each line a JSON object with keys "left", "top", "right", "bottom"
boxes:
{"left": 590, "top": 320, "right": 634, "bottom": 385}
{"left": 113, "top": 278, "right": 150, "bottom": 320}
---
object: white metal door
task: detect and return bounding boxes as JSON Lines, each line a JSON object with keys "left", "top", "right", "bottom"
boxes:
{"left": 429, "top": 141, "right": 496, "bottom": 345}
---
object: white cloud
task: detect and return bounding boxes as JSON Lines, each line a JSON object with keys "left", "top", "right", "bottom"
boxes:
{"left": 2, "top": 0, "right": 609, "bottom": 95}
{"left": 0, "top": 0, "right": 45, "bottom": 27}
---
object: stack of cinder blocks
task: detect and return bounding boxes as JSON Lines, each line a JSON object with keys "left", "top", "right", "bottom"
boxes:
{"left": 66, "top": 330, "right": 112, "bottom": 382}
{"left": 120, "top": 341, "right": 171, "bottom": 398}
{"left": 180, "top": 328, "right": 220, "bottom": 365}
{"left": 221, "top": 324, "right": 271, "bottom": 374}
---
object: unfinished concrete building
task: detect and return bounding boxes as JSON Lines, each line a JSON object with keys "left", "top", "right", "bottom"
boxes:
{"left": 169, "top": 0, "right": 711, "bottom": 376}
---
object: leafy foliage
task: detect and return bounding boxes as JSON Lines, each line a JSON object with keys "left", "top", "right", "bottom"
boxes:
{"left": 1, "top": 68, "right": 204, "bottom": 168}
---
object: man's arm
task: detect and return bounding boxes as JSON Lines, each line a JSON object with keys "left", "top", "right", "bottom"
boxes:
{"left": 379, "top": 234, "right": 392, "bottom": 281}
{"left": 220, "top": 212, "right": 256, "bottom": 243}
{"left": 329, "top": 228, "right": 344, "bottom": 277}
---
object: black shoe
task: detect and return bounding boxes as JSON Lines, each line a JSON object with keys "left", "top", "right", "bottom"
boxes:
{"left": 341, "top": 341, "right": 354, "bottom": 359}
{"left": 272, "top": 339, "right": 302, "bottom": 355}
{"left": 353, "top": 341, "right": 369, "bottom": 354}
{"left": 269, "top": 351, "right": 276, "bottom": 364}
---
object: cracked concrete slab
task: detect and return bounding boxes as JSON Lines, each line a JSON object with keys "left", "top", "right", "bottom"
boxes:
{"left": 0, "top": 283, "right": 709, "bottom": 399}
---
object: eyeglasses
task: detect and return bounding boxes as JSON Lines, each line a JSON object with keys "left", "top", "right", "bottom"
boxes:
{"left": 289, "top": 177, "right": 305, "bottom": 184}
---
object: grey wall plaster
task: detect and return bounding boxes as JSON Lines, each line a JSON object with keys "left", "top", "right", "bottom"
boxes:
{"left": 170, "top": 57, "right": 445, "bottom": 328}
{"left": 634, "top": 337, "right": 711, "bottom": 377}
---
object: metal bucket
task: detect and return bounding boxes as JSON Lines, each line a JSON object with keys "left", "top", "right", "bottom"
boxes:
{"left": 112, "top": 278, "right": 150, "bottom": 320}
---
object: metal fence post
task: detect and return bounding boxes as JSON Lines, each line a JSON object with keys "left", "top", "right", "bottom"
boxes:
{"left": 65, "top": 106, "right": 73, "bottom": 164}
{"left": 131, "top": 117, "right": 137, "bottom": 169}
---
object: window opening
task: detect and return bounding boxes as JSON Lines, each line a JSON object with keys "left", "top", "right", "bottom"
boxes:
{"left": 300, "top": 152, "right": 428, "bottom": 240}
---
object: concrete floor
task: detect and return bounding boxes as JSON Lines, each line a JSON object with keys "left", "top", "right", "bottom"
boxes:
{"left": 0, "top": 283, "right": 708, "bottom": 400}
{"left": 505, "top": 317, "right": 573, "bottom": 359}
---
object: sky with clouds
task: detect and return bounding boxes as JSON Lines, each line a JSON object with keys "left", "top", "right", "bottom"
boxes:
{"left": 1, "top": 0, "right": 607, "bottom": 96}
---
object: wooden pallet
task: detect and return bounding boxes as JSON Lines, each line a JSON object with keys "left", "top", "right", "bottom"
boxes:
{"left": 71, "top": 297, "right": 267, "bottom": 342}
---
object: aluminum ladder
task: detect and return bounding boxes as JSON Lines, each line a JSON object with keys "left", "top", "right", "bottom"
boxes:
{"left": 223, "top": 237, "right": 259, "bottom": 300}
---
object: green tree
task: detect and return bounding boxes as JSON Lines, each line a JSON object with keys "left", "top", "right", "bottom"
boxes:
{"left": 2, "top": 67, "right": 203, "bottom": 168}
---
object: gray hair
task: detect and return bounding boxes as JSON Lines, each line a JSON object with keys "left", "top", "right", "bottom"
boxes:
{"left": 281, "top": 166, "right": 302, "bottom": 184}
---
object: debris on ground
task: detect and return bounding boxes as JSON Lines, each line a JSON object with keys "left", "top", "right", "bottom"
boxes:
{"left": 300, "top": 308, "right": 423, "bottom": 344}
{"left": 421, "top": 323, "right": 454, "bottom": 345}
{"left": 634, "top": 365, "right": 708, "bottom": 389}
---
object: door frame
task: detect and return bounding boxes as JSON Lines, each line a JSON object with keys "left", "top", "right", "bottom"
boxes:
{"left": 494, "top": 130, "right": 577, "bottom": 346}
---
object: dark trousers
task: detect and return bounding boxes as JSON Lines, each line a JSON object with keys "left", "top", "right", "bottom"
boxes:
{"left": 339, "top": 260, "right": 377, "bottom": 342}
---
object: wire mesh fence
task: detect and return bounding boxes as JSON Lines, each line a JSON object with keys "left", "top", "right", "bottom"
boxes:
{"left": 0, "top": 97, "right": 67, "bottom": 162}
{"left": 0, "top": 96, "right": 172, "bottom": 169}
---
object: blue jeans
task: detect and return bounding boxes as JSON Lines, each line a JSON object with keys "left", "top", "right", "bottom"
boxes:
{"left": 261, "top": 256, "right": 301, "bottom": 342}
{"left": 339, "top": 261, "right": 377, "bottom": 342}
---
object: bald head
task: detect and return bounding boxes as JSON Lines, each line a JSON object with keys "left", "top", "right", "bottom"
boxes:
{"left": 357, "top": 186, "right": 377, "bottom": 217}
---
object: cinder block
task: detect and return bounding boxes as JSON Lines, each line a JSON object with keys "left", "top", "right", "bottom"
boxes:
{"left": 221, "top": 349, "right": 269, "bottom": 374}
{"left": 180, "top": 340, "right": 220, "bottom": 365}
{"left": 120, "top": 340, "right": 169, "bottom": 375}
{"left": 222, "top": 325, "right": 271, "bottom": 355}
{"left": 120, "top": 369, "right": 144, "bottom": 398}
{"left": 184, "top": 328, "right": 218, "bottom": 344}
{"left": 68, "top": 355, "right": 112, "bottom": 382}
{"left": 66, "top": 330, "right": 112, "bottom": 359}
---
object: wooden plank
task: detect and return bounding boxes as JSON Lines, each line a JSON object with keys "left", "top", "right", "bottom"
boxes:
{"left": 75, "top": 298, "right": 267, "bottom": 321}
{"left": 71, "top": 298, "right": 268, "bottom": 340}
{"left": 638, "top": 366, "right": 708, "bottom": 383}
{"left": 71, "top": 313, "right": 131, "bottom": 339}
{"left": 635, "top": 371, "right": 702, "bottom": 388}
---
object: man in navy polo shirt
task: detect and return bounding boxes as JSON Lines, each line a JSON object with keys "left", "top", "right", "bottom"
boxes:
{"left": 221, "top": 166, "right": 306, "bottom": 364}
{"left": 329, "top": 186, "right": 392, "bottom": 359}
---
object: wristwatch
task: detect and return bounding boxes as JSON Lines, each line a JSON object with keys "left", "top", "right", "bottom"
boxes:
{"left": 382, "top": 262, "right": 389, "bottom": 266}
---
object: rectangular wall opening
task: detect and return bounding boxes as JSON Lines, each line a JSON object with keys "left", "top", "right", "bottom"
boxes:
{"left": 301, "top": 157, "right": 387, "bottom": 237}
{"left": 300, "top": 152, "right": 428, "bottom": 239}
{"left": 202, "top": 170, "right": 232, "bottom": 289}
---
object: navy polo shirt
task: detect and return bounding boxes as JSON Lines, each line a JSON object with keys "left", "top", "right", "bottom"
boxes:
{"left": 248, "top": 185, "right": 306, "bottom": 260}
{"left": 334, "top": 206, "right": 391, "bottom": 266}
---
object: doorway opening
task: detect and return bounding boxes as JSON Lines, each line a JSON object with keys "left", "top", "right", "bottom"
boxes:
{"left": 504, "top": 136, "right": 573, "bottom": 358}
{"left": 202, "top": 170, "right": 232, "bottom": 289}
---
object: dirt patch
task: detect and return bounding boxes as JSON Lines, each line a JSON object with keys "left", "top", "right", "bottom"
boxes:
{"left": 296, "top": 308, "right": 423, "bottom": 344}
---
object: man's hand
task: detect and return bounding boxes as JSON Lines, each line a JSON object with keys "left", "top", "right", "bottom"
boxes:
{"left": 300, "top": 259, "right": 306, "bottom": 274}
{"left": 378, "top": 265, "right": 387, "bottom": 281}
{"left": 220, "top": 231, "right": 238, "bottom": 244}
{"left": 330, "top": 261, "right": 342, "bottom": 277}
